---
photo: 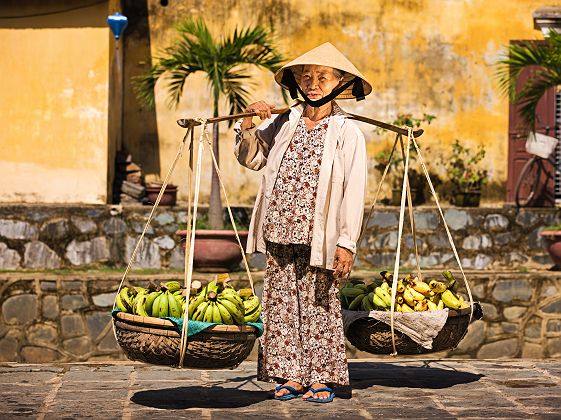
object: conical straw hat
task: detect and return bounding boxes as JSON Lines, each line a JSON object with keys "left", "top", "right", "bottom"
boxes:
{"left": 274, "top": 42, "right": 372, "bottom": 100}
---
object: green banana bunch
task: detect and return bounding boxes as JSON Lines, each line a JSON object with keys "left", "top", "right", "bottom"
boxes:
{"left": 115, "top": 287, "right": 134, "bottom": 313}
{"left": 243, "top": 295, "right": 262, "bottom": 323}
{"left": 163, "top": 281, "right": 181, "bottom": 292}
{"left": 134, "top": 293, "right": 150, "bottom": 317}
{"left": 145, "top": 291, "right": 162, "bottom": 315}
{"left": 441, "top": 270, "right": 458, "bottom": 291}
{"left": 340, "top": 284, "right": 366, "bottom": 298}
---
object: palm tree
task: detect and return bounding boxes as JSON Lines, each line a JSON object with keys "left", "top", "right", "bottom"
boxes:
{"left": 496, "top": 31, "right": 561, "bottom": 129}
{"left": 134, "top": 18, "right": 284, "bottom": 229}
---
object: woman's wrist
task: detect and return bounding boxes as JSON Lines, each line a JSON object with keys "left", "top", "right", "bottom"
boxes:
{"left": 240, "top": 117, "right": 254, "bottom": 130}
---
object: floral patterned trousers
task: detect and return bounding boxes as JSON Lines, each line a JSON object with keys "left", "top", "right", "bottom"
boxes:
{"left": 257, "top": 242, "right": 349, "bottom": 387}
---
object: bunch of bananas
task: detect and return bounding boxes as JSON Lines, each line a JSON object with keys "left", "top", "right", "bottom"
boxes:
{"left": 340, "top": 270, "right": 470, "bottom": 312}
{"left": 115, "top": 280, "right": 188, "bottom": 318}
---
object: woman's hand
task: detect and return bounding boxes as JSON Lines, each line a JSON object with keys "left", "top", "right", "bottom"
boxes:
{"left": 333, "top": 246, "right": 353, "bottom": 278}
{"left": 241, "top": 101, "right": 275, "bottom": 130}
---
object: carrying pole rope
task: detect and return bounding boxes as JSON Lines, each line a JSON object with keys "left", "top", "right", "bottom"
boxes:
{"left": 200, "top": 124, "right": 255, "bottom": 294}
{"left": 411, "top": 136, "right": 474, "bottom": 323}
{"left": 388, "top": 128, "right": 413, "bottom": 356}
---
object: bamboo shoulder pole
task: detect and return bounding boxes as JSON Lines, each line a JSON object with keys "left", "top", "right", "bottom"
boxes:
{"left": 177, "top": 107, "right": 424, "bottom": 137}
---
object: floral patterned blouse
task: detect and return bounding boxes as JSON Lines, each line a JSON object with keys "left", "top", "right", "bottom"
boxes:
{"left": 263, "top": 114, "right": 330, "bottom": 245}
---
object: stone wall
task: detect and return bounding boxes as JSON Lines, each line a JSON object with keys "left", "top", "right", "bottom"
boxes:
{"left": 1, "top": 271, "right": 560, "bottom": 362}
{"left": 0, "top": 205, "right": 560, "bottom": 271}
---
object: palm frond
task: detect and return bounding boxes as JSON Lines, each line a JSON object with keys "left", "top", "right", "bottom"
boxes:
{"left": 223, "top": 69, "right": 252, "bottom": 126}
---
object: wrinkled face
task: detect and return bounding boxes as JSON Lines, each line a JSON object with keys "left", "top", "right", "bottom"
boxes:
{"left": 299, "top": 65, "right": 343, "bottom": 100}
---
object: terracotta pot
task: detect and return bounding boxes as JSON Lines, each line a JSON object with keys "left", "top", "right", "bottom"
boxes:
{"left": 145, "top": 185, "right": 177, "bottom": 206}
{"left": 540, "top": 230, "right": 561, "bottom": 268}
{"left": 176, "top": 229, "right": 249, "bottom": 273}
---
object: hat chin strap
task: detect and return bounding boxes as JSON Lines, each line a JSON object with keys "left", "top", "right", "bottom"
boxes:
{"left": 280, "top": 69, "right": 365, "bottom": 108}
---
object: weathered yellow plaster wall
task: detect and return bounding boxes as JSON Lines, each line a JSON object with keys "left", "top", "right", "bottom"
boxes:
{"left": 0, "top": 15, "right": 109, "bottom": 203}
{"left": 138, "top": 0, "right": 548, "bottom": 205}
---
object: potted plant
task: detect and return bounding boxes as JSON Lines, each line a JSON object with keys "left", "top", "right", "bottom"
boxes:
{"left": 133, "top": 18, "right": 284, "bottom": 271}
{"left": 540, "top": 223, "right": 561, "bottom": 269}
{"left": 441, "top": 140, "right": 488, "bottom": 207}
{"left": 374, "top": 113, "right": 436, "bottom": 205}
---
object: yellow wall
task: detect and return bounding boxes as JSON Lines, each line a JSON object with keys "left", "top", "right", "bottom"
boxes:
{"left": 0, "top": 2, "right": 109, "bottom": 204}
{"left": 139, "top": 0, "right": 549, "bottom": 205}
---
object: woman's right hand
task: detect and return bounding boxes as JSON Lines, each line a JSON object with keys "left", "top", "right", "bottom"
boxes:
{"left": 241, "top": 101, "right": 276, "bottom": 129}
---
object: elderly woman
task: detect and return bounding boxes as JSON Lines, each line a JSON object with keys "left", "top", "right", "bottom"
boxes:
{"left": 234, "top": 43, "right": 371, "bottom": 403}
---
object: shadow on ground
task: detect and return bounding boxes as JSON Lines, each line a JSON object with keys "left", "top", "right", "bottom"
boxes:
{"left": 348, "top": 362, "right": 484, "bottom": 389}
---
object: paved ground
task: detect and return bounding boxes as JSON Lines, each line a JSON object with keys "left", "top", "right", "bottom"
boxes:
{"left": 1, "top": 359, "right": 561, "bottom": 419}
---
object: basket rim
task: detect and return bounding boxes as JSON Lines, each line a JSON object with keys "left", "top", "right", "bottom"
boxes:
{"left": 342, "top": 303, "right": 478, "bottom": 318}
{"left": 114, "top": 311, "right": 257, "bottom": 333}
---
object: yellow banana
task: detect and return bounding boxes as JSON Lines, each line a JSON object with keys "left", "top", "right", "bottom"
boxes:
{"left": 429, "top": 280, "right": 447, "bottom": 293}
{"left": 396, "top": 295, "right": 404, "bottom": 305}
{"left": 380, "top": 282, "right": 390, "bottom": 293}
{"left": 437, "top": 300, "right": 445, "bottom": 310}
{"left": 375, "top": 287, "right": 392, "bottom": 307}
{"left": 427, "top": 300, "right": 438, "bottom": 311}
{"left": 115, "top": 293, "right": 129, "bottom": 312}
{"left": 135, "top": 294, "right": 150, "bottom": 317}
{"left": 412, "top": 280, "right": 431, "bottom": 295}
{"left": 244, "top": 307, "right": 262, "bottom": 323}
{"left": 458, "top": 295, "right": 470, "bottom": 309}
{"left": 243, "top": 296, "right": 261, "bottom": 314}
{"left": 119, "top": 288, "right": 133, "bottom": 312}
{"left": 216, "top": 301, "right": 234, "bottom": 325}
{"left": 237, "top": 288, "right": 253, "bottom": 299}
{"left": 396, "top": 304, "right": 403, "bottom": 312}
{"left": 414, "top": 300, "right": 428, "bottom": 311}
{"left": 372, "top": 294, "right": 387, "bottom": 309}
{"left": 397, "top": 280, "right": 405, "bottom": 293}
{"left": 441, "top": 290, "right": 462, "bottom": 309}
{"left": 407, "top": 286, "right": 426, "bottom": 301}
{"left": 401, "top": 303, "right": 414, "bottom": 312}
{"left": 403, "top": 288, "right": 415, "bottom": 307}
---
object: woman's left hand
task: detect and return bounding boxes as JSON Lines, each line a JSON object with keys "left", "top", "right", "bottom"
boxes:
{"left": 333, "top": 246, "right": 353, "bottom": 278}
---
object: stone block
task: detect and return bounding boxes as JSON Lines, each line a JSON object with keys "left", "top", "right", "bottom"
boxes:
{"left": 63, "top": 337, "right": 92, "bottom": 355}
{"left": 132, "top": 222, "right": 154, "bottom": 234}
{"left": 61, "top": 295, "right": 88, "bottom": 311}
{"left": 0, "top": 220, "right": 38, "bottom": 240}
{"left": 102, "top": 218, "right": 128, "bottom": 235}
{"left": 71, "top": 216, "right": 97, "bottom": 234}
{"left": 21, "top": 346, "right": 60, "bottom": 363}
{"left": 155, "top": 212, "right": 175, "bottom": 226}
{"left": 547, "top": 319, "right": 561, "bottom": 333}
{"left": 541, "top": 281, "right": 559, "bottom": 297}
{"left": 474, "top": 254, "right": 492, "bottom": 269}
{"left": 92, "top": 292, "right": 116, "bottom": 308}
{"left": 503, "top": 306, "right": 527, "bottom": 321}
{"left": 427, "top": 234, "right": 450, "bottom": 249}
{"left": 481, "top": 302, "right": 500, "bottom": 321}
{"left": 26, "top": 324, "right": 57, "bottom": 345}
{"left": 542, "top": 298, "right": 561, "bottom": 314}
{"left": 86, "top": 312, "right": 112, "bottom": 340}
{"left": 40, "top": 281, "right": 57, "bottom": 292}
{"left": 495, "top": 232, "right": 515, "bottom": 246}
{"left": 528, "top": 228, "right": 544, "bottom": 249}
{"left": 374, "top": 231, "right": 398, "bottom": 249}
{"left": 477, "top": 338, "right": 519, "bottom": 358}
{"left": 444, "top": 209, "right": 469, "bottom": 230}
{"left": 419, "top": 253, "right": 440, "bottom": 267}
{"left": 154, "top": 235, "right": 175, "bottom": 250}
{"left": 404, "top": 234, "right": 423, "bottom": 249}
{"left": 486, "top": 323, "right": 503, "bottom": 339}
{"left": 515, "top": 211, "right": 539, "bottom": 227}
{"left": 65, "top": 237, "right": 109, "bottom": 266}
{"left": 455, "top": 320, "right": 485, "bottom": 353}
{"left": 501, "top": 322, "right": 518, "bottom": 334}
{"left": 505, "top": 253, "right": 528, "bottom": 264}
{"left": 547, "top": 337, "right": 561, "bottom": 357}
{"left": 168, "top": 246, "right": 185, "bottom": 269}
{"left": 124, "top": 236, "right": 161, "bottom": 268}
{"left": 2, "top": 294, "right": 37, "bottom": 325}
{"left": 176, "top": 211, "right": 188, "bottom": 224}
{"left": 463, "top": 234, "right": 492, "bottom": 250}
{"left": 23, "top": 241, "right": 61, "bottom": 269}
{"left": 42, "top": 295, "right": 59, "bottom": 320}
{"left": 0, "top": 242, "right": 21, "bottom": 269}
{"left": 414, "top": 212, "right": 438, "bottom": 230}
{"left": 472, "top": 284, "right": 486, "bottom": 299}
{"left": 62, "top": 280, "right": 82, "bottom": 291}
{"left": 365, "top": 253, "right": 397, "bottom": 268}
{"left": 484, "top": 214, "right": 509, "bottom": 231}
{"left": 532, "top": 254, "right": 552, "bottom": 265}
{"left": 40, "top": 219, "right": 69, "bottom": 240}
{"left": 524, "top": 318, "right": 542, "bottom": 340}
{"left": 366, "top": 212, "right": 398, "bottom": 229}
{"left": 97, "top": 330, "right": 120, "bottom": 351}
{"left": 61, "top": 314, "right": 85, "bottom": 338}
{"left": 0, "top": 336, "right": 19, "bottom": 362}
{"left": 492, "top": 279, "right": 533, "bottom": 303}
{"left": 522, "top": 342, "right": 543, "bottom": 358}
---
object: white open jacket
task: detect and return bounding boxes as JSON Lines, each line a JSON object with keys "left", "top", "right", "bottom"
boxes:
{"left": 234, "top": 102, "right": 367, "bottom": 270}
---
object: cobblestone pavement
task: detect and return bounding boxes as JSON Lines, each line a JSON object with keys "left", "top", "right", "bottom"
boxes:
{"left": 2, "top": 359, "right": 561, "bottom": 419}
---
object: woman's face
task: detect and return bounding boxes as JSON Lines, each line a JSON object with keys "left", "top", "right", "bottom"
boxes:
{"left": 299, "top": 65, "right": 343, "bottom": 101}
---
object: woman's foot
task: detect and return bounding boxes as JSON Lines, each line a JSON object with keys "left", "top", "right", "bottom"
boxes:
{"left": 302, "top": 383, "right": 331, "bottom": 400}
{"left": 274, "top": 380, "right": 304, "bottom": 399}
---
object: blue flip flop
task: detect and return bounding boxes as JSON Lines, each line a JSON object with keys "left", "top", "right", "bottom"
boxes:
{"left": 274, "top": 385, "right": 303, "bottom": 401}
{"left": 304, "top": 387, "right": 335, "bottom": 403}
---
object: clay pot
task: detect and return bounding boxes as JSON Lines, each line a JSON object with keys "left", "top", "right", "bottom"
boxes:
{"left": 540, "top": 230, "right": 561, "bottom": 268}
{"left": 145, "top": 184, "right": 177, "bottom": 206}
{"left": 176, "top": 229, "right": 249, "bottom": 273}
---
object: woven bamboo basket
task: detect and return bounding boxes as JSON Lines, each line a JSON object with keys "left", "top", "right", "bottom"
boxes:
{"left": 345, "top": 303, "right": 483, "bottom": 355}
{"left": 113, "top": 312, "right": 257, "bottom": 368}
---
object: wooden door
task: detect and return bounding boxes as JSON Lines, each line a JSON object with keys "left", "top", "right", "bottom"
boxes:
{"left": 507, "top": 41, "right": 556, "bottom": 206}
